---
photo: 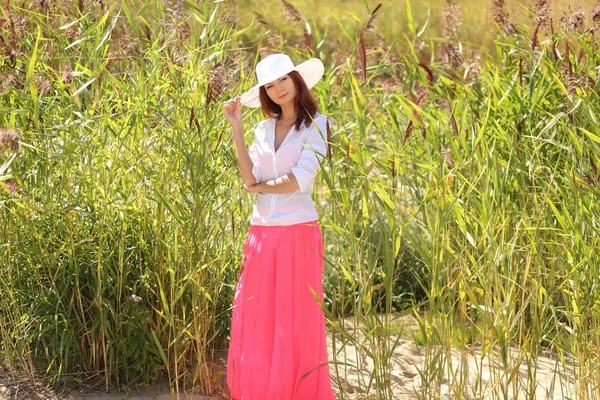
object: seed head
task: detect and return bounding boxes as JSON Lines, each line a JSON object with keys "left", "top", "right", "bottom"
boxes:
{"left": 417, "top": 62, "right": 434, "bottom": 86}
{"left": 442, "top": 2, "right": 462, "bottom": 38}
{"left": 365, "top": 3, "right": 383, "bottom": 33}
{"left": 365, "top": 18, "right": 379, "bottom": 33}
{"left": 260, "top": 34, "right": 281, "bottom": 58}
{"left": 282, "top": 0, "right": 302, "bottom": 23}
{"left": 531, "top": 20, "right": 542, "bottom": 51}
{"left": 403, "top": 86, "right": 428, "bottom": 144}
{"left": 560, "top": 6, "right": 585, "bottom": 33}
{"left": 5, "top": 73, "right": 23, "bottom": 90}
{"left": 0, "top": 77, "right": 8, "bottom": 92}
{"left": 416, "top": 86, "right": 428, "bottom": 107}
{"left": 440, "top": 42, "right": 461, "bottom": 69}
{"left": 491, "top": 0, "right": 518, "bottom": 35}
{"left": 5, "top": 13, "right": 27, "bottom": 45}
{"left": 3, "top": 180, "right": 18, "bottom": 195}
{"left": 358, "top": 32, "right": 367, "bottom": 82}
{"left": 62, "top": 64, "right": 73, "bottom": 84}
{"left": 34, "top": 76, "right": 51, "bottom": 96}
{"left": 206, "top": 62, "right": 233, "bottom": 108}
{"left": 463, "top": 52, "right": 481, "bottom": 85}
{"left": 254, "top": 12, "right": 269, "bottom": 27}
{"left": 218, "top": 5, "right": 238, "bottom": 28}
{"left": 31, "top": 0, "right": 52, "bottom": 11}
{"left": 440, "top": 144, "right": 454, "bottom": 168}
{"left": 64, "top": 19, "right": 82, "bottom": 40}
{"left": 177, "top": 22, "right": 190, "bottom": 41}
{"left": 302, "top": 27, "right": 315, "bottom": 52}
{"left": 593, "top": 0, "right": 600, "bottom": 29}
{"left": 0, "top": 126, "right": 20, "bottom": 152}
{"left": 111, "top": 27, "right": 140, "bottom": 61}
{"left": 533, "top": 0, "right": 552, "bottom": 34}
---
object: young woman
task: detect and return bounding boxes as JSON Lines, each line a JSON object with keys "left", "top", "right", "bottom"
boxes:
{"left": 222, "top": 53, "right": 337, "bottom": 399}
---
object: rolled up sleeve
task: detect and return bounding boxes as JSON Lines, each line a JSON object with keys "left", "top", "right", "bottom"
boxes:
{"left": 248, "top": 136, "right": 262, "bottom": 184}
{"left": 291, "top": 117, "right": 328, "bottom": 193}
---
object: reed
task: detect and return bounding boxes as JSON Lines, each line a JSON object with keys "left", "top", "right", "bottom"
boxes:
{"left": 1, "top": 1, "right": 600, "bottom": 399}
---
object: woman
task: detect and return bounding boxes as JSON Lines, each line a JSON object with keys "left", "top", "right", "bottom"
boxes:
{"left": 222, "top": 53, "right": 337, "bottom": 400}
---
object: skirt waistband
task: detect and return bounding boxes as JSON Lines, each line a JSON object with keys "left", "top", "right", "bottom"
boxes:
{"left": 250, "top": 220, "right": 319, "bottom": 228}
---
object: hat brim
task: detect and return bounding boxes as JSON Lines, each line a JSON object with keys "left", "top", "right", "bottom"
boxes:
{"left": 239, "top": 58, "right": 324, "bottom": 108}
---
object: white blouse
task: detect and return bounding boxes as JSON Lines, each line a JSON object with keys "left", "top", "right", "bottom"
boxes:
{"left": 247, "top": 112, "right": 329, "bottom": 226}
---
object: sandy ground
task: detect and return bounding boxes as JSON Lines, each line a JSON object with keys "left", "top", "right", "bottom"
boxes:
{"left": 0, "top": 315, "right": 579, "bottom": 400}
{"left": 323, "top": 316, "right": 578, "bottom": 400}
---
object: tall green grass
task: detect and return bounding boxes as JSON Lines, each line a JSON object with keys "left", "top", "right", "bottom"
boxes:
{"left": 0, "top": 0, "right": 249, "bottom": 394}
{"left": 1, "top": 0, "right": 600, "bottom": 399}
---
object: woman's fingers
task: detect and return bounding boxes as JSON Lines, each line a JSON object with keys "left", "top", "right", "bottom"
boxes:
{"left": 223, "top": 101, "right": 235, "bottom": 112}
{"left": 223, "top": 97, "right": 240, "bottom": 105}
{"left": 223, "top": 96, "right": 240, "bottom": 117}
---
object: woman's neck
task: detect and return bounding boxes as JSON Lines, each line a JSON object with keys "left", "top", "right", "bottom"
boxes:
{"left": 279, "top": 103, "right": 296, "bottom": 123}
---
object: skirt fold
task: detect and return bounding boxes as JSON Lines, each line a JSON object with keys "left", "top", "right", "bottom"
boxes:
{"left": 227, "top": 221, "right": 336, "bottom": 400}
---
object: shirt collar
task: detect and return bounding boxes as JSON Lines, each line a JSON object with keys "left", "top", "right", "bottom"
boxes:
{"left": 270, "top": 117, "right": 297, "bottom": 154}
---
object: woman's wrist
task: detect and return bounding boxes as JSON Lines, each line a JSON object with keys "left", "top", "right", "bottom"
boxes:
{"left": 230, "top": 123, "right": 244, "bottom": 142}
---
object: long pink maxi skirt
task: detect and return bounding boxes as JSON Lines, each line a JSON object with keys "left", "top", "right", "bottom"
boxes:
{"left": 226, "top": 220, "right": 337, "bottom": 400}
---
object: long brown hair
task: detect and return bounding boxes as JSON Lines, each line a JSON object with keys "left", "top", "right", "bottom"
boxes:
{"left": 258, "top": 70, "right": 319, "bottom": 131}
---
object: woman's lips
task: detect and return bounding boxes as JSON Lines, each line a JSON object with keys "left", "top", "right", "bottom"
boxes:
{"left": 279, "top": 93, "right": 287, "bottom": 99}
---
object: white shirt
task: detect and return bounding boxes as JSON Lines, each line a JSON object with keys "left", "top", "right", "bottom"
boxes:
{"left": 247, "top": 112, "right": 329, "bottom": 226}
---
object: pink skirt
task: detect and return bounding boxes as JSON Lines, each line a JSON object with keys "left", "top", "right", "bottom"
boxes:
{"left": 226, "top": 220, "right": 337, "bottom": 400}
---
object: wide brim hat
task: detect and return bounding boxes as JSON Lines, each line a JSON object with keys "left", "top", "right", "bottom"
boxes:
{"left": 239, "top": 53, "right": 324, "bottom": 108}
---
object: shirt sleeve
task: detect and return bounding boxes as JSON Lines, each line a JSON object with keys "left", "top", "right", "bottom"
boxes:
{"left": 290, "top": 116, "right": 329, "bottom": 193}
{"left": 248, "top": 132, "right": 262, "bottom": 184}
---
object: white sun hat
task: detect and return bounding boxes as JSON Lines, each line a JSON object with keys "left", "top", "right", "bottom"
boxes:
{"left": 239, "top": 53, "right": 324, "bottom": 108}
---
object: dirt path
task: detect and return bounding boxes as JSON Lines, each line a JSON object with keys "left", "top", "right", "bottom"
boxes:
{"left": 0, "top": 315, "right": 577, "bottom": 399}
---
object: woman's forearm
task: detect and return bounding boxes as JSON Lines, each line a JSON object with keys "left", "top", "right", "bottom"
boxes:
{"left": 231, "top": 123, "right": 258, "bottom": 186}
{"left": 255, "top": 173, "right": 300, "bottom": 194}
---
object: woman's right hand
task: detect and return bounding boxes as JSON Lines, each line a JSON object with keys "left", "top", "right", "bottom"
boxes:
{"left": 223, "top": 96, "right": 242, "bottom": 126}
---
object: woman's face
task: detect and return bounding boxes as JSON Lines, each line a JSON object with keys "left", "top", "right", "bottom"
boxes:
{"left": 264, "top": 74, "right": 296, "bottom": 106}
